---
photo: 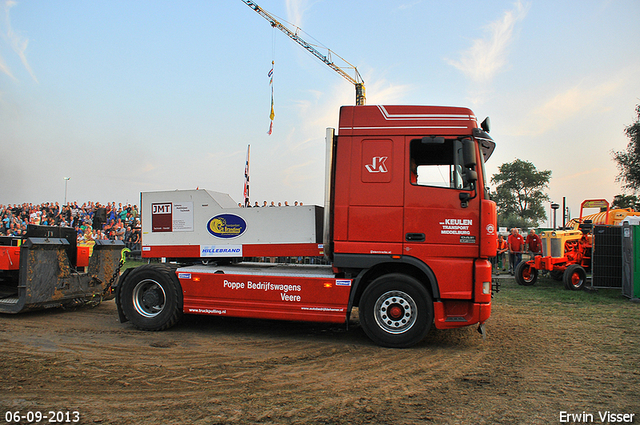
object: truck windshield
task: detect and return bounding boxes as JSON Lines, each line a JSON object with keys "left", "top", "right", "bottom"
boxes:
{"left": 410, "top": 138, "right": 474, "bottom": 190}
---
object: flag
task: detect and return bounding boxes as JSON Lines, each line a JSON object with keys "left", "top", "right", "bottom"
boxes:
{"left": 243, "top": 145, "right": 250, "bottom": 207}
{"left": 268, "top": 61, "right": 274, "bottom": 135}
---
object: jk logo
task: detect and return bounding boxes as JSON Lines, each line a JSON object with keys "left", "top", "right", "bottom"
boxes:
{"left": 365, "top": 156, "right": 388, "bottom": 173}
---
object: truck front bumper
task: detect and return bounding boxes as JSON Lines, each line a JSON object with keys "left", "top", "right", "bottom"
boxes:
{"left": 433, "top": 300, "right": 491, "bottom": 330}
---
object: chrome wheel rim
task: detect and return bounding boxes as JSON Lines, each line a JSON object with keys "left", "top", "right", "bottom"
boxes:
{"left": 132, "top": 279, "right": 166, "bottom": 318}
{"left": 373, "top": 290, "right": 417, "bottom": 334}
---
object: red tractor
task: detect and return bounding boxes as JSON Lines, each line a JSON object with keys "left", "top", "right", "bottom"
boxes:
{"left": 514, "top": 199, "right": 610, "bottom": 290}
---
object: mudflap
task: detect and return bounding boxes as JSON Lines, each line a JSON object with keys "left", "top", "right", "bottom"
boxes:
{"left": 0, "top": 238, "right": 124, "bottom": 314}
{"left": 114, "top": 267, "right": 133, "bottom": 323}
{"left": 477, "top": 323, "right": 486, "bottom": 340}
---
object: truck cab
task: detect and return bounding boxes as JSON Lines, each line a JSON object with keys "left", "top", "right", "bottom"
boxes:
{"left": 327, "top": 105, "right": 497, "bottom": 344}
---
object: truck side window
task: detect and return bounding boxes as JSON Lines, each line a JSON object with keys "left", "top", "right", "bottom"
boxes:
{"left": 410, "top": 139, "right": 473, "bottom": 190}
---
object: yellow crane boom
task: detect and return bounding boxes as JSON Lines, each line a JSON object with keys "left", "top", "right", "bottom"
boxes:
{"left": 241, "top": 0, "right": 366, "bottom": 106}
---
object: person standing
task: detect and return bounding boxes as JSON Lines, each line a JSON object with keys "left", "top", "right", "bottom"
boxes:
{"left": 508, "top": 228, "right": 524, "bottom": 275}
{"left": 94, "top": 203, "right": 106, "bottom": 230}
{"left": 525, "top": 229, "right": 542, "bottom": 259}
{"left": 496, "top": 234, "right": 508, "bottom": 272}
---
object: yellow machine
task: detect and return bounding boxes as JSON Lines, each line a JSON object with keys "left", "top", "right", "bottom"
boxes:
{"left": 566, "top": 199, "right": 640, "bottom": 229}
{"left": 539, "top": 229, "right": 583, "bottom": 258}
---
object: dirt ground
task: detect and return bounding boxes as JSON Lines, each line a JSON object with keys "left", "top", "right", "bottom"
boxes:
{"left": 1, "top": 277, "right": 639, "bottom": 425}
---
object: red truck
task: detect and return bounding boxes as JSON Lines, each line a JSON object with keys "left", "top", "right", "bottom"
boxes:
{"left": 115, "top": 104, "right": 497, "bottom": 347}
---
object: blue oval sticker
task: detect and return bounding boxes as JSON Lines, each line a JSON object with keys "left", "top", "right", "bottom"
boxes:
{"left": 207, "top": 214, "right": 247, "bottom": 239}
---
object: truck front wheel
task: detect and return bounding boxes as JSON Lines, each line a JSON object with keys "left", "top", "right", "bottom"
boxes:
{"left": 359, "top": 274, "right": 433, "bottom": 348}
{"left": 119, "top": 264, "right": 183, "bottom": 331}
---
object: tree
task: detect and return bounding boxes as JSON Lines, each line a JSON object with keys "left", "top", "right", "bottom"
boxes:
{"left": 612, "top": 104, "right": 640, "bottom": 192}
{"left": 491, "top": 159, "right": 552, "bottom": 228}
{"left": 612, "top": 194, "right": 639, "bottom": 210}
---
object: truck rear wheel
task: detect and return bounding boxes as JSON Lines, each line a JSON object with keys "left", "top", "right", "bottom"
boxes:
{"left": 563, "top": 264, "right": 586, "bottom": 291}
{"left": 359, "top": 274, "right": 433, "bottom": 348}
{"left": 515, "top": 262, "right": 538, "bottom": 286}
{"left": 119, "top": 264, "right": 183, "bottom": 331}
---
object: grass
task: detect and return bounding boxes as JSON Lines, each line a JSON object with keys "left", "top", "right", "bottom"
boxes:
{"left": 493, "top": 273, "right": 640, "bottom": 356}
{"left": 497, "top": 273, "right": 633, "bottom": 304}
{"left": 121, "top": 258, "right": 154, "bottom": 271}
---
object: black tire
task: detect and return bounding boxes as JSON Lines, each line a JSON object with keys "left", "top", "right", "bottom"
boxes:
{"left": 359, "top": 274, "right": 433, "bottom": 348}
{"left": 563, "top": 264, "right": 586, "bottom": 291}
{"left": 119, "top": 264, "right": 183, "bottom": 330}
{"left": 515, "top": 262, "right": 538, "bottom": 286}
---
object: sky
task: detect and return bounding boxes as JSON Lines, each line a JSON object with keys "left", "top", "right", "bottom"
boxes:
{"left": 1, "top": 0, "right": 639, "bottom": 226}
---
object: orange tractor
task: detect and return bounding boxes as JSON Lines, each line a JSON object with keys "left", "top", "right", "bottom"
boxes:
{"left": 515, "top": 199, "right": 640, "bottom": 290}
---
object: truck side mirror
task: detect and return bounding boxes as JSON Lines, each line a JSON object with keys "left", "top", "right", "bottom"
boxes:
{"left": 459, "top": 170, "right": 477, "bottom": 208}
{"left": 465, "top": 170, "right": 477, "bottom": 184}
{"left": 481, "top": 117, "right": 491, "bottom": 133}
{"left": 459, "top": 192, "right": 471, "bottom": 208}
{"left": 462, "top": 139, "right": 477, "bottom": 169}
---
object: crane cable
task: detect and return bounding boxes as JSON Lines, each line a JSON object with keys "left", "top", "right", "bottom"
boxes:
{"left": 267, "top": 27, "right": 275, "bottom": 135}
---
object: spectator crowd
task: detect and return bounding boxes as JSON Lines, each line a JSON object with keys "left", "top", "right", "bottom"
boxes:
{"left": 0, "top": 201, "right": 141, "bottom": 250}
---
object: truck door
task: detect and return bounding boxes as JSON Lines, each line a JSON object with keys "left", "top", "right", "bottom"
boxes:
{"left": 334, "top": 136, "right": 405, "bottom": 254}
{"left": 403, "top": 136, "right": 480, "bottom": 299}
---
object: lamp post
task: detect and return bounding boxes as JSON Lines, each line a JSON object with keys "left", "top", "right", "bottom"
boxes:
{"left": 64, "top": 177, "right": 70, "bottom": 205}
{"left": 551, "top": 202, "right": 560, "bottom": 230}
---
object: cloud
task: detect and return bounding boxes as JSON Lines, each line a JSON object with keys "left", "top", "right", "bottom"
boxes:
{"left": 0, "top": 53, "right": 15, "bottom": 80}
{"left": 1, "top": 0, "right": 37, "bottom": 83}
{"left": 398, "top": 1, "right": 422, "bottom": 11}
{"left": 281, "top": 160, "right": 315, "bottom": 188}
{"left": 446, "top": 1, "right": 529, "bottom": 84}
{"left": 555, "top": 167, "right": 609, "bottom": 182}
{"left": 285, "top": 0, "right": 310, "bottom": 27}
{"left": 515, "top": 76, "right": 626, "bottom": 136}
{"left": 366, "top": 79, "right": 412, "bottom": 105}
